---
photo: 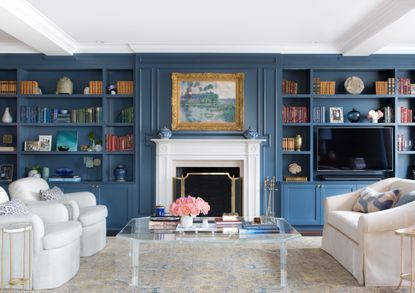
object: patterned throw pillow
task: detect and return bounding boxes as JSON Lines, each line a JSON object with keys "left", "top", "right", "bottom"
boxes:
{"left": 39, "top": 186, "right": 64, "bottom": 201}
{"left": 353, "top": 187, "right": 400, "bottom": 213}
{"left": 0, "top": 200, "right": 30, "bottom": 216}
{"left": 395, "top": 190, "right": 415, "bottom": 207}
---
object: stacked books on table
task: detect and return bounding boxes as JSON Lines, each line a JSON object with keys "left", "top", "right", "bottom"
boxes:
{"left": 48, "top": 175, "right": 81, "bottom": 182}
{"left": 148, "top": 216, "right": 179, "bottom": 230}
{"left": 238, "top": 222, "right": 280, "bottom": 234}
{"left": 215, "top": 215, "right": 242, "bottom": 234}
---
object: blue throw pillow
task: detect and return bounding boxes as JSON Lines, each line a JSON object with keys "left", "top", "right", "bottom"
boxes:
{"left": 395, "top": 190, "right": 415, "bottom": 207}
{"left": 353, "top": 187, "right": 400, "bottom": 213}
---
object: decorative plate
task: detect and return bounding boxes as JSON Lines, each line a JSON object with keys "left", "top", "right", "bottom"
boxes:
{"left": 344, "top": 76, "right": 364, "bottom": 94}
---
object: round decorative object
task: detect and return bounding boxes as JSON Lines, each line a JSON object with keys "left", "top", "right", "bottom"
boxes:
{"left": 180, "top": 215, "right": 194, "bottom": 228}
{"left": 55, "top": 168, "right": 73, "bottom": 176}
{"left": 27, "top": 169, "right": 39, "bottom": 177}
{"left": 94, "top": 144, "right": 103, "bottom": 152}
{"left": 93, "top": 158, "right": 101, "bottom": 167}
{"left": 243, "top": 126, "right": 259, "bottom": 139}
{"left": 58, "top": 145, "right": 69, "bottom": 151}
{"left": 157, "top": 126, "right": 172, "bottom": 139}
{"left": 347, "top": 108, "right": 360, "bottom": 123}
{"left": 2, "top": 107, "right": 12, "bottom": 123}
{"left": 288, "top": 163, "right": 302, "bottom": 175}
{"left": 294, "top": 134, "right": 302, "bottom": 151}
{"left": 56, "top": 76, "right": 73, "bottom": 95}
{"left": 344, "top": 76, "right": 364, "bottom": 94}
{"left": 60, "top": 109, "right": 68, "bottom": 115}
{"left": 114, "top": 164, "right": 127, "bottom": 182}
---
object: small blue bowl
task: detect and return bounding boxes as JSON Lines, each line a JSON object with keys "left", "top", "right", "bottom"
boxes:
{"left": 55, "top": 168, "right": 73, "bottom": 176}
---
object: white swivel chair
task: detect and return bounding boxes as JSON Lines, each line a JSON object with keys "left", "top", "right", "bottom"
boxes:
{"left": 9, "top": 177, "right": 108, "bottom": 257}
{"left": 0, "top": 186, "right": 82, "bottom": 289}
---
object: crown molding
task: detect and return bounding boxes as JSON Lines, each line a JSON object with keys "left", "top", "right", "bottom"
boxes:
{"left": 77, "top": 43, "right": 134, "bottom": 53}
{"left": 0, "top": 42, "right": 38, "bottom": 53}
{"left": 0, "top": 0, "right": 78, "bottom": 55}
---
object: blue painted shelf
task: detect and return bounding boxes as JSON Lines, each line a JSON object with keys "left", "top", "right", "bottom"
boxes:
{"left": 20, "top": 123, "right": 102, "bottom": 127}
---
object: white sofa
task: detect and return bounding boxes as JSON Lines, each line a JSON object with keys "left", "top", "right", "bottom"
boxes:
{"left": 0, "top": 186, "right": 82, "bottom": 289}
{"left": 322, "top": 177, "right": 415, "bottom": 286}
{"left": 9, "top": 177, "right": 108, "bottom": 257}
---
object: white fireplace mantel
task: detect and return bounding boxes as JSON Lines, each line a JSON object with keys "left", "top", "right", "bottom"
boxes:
{"left": 151, "top": 139, "right": 266, "bottom": 217}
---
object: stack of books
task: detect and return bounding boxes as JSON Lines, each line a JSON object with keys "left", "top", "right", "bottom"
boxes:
{"left": 116, "top": 81, "right": 134, "bottom": 95}
{"left": 105, "top": 133, "right": 134, "bottom": 152}
{"left": 282, "top": 80, "right": 298, "bottom": 95}
{"left": 375, "top": 79, "right": 395, "bottom": 95}
{"left": 215, "top": 216, "right": 242, "bottom": 233}
{"left": 313, "top": 78, "right": 335, "bottom": 95}
{"left": 0, "top": 81, "right": 17, "bottom": 94}
{"left": 239, "top": 222, "right": 280, "bottom": 234}
{"left": 282, "top": 106, "right": 309, "bottom": 123}
{"left": 312, "top": 106, "right": 326, "bottom": 123}
{"left": 20, "top": 81, "right": 39, "bottom": 94}
{"left": 400, "top": 107, "right": 413, "bottom": 123}
{"left": 120, "top": 106, "right": 134, "bottom": 123}
{"left": 398, "top": 78, "right": 412, "bottom": 95}
{"left": 89, "top": 81, "right": 103, "bottom": 94}
{"left": 282, "top": 137, "right": 295, "bottom": 152}
{"left": 148, "top": 216, "right": 179, "bottom": 230}
{"left": 48, "top": 175, "right": 81, "bottom": 182}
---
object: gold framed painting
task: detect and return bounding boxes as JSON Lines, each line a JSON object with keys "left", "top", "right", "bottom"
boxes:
{"left": 171, "top": 73, "right": 244, "bottom": 131}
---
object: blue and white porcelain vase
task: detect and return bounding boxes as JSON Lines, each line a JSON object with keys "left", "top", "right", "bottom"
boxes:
{"left": 114, "top": 164, "right": 126, "bottom": 182}
{"left": 157, "top": 126, "right": 172, "bottom": 139}
{"left": 243, "top": 126, "right": 259, "bottom": 139}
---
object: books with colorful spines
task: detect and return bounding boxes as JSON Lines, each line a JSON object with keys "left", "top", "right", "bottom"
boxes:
{"left": 148, "top": 222, "right": 178, "bottom": 230}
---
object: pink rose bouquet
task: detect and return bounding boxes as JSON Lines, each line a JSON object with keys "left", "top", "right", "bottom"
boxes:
{"left": 169, "top": 195, "right": 210, "bottom": 217}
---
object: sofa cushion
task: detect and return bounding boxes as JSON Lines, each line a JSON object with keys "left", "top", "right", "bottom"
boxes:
{"left": 43, "top": 221, "right": 82, "bottom": 250}
{"left": 78, "top": 205, "right": 108, "bottom": 227}
{"left": 352, "top": 188, "right": 400, "bottom": 213}
{"left": 39, "top": 186, "right": 63, "bottom": 201}
{"left": 0, "top": 200, "right": 30, "bottom": 216}
{"left": 395, "top": 190, "right": 415, "bottom": 207}
{"left": 327, "top": 211, "right": 362, "bottom": 243}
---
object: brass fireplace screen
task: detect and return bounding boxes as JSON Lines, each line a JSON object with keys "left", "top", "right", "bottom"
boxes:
{"left": 173, "top": 172, "right": 242, "bottom": 214}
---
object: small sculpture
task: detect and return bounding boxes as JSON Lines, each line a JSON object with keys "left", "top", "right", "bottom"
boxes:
{"left": 2, "top": 107, "right": 12, "bottom": 123}
{"left": 56, "top": 76, "right": 73, "bottom": 95}
{"left": 288, "top": 163, "right": 302, "bottom": 174}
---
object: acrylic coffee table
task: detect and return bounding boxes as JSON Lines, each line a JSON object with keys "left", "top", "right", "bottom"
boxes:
{"left": 116, "top": 216, "right": 301, "bottom": 288}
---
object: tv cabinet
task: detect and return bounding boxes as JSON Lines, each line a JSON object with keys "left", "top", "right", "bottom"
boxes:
{"left": 280, "top": 67, "right": 415, "bottom": 227}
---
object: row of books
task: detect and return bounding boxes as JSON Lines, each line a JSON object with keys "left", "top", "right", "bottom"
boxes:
{"left": 119, "top": 106, "right": 134, "bottom": 123}
{"left": 282, "top": 80, "right": 298, "bottom": 95}
{"left": 312, "top": 106, "right": 326, "bottom": 123}
{"left": 400, "top": 107, "right": 413, "bottom": 123}
{"left": 20, "top": 106, "right": 103, "bottom": 124}
{"left": 397, "top": 134, "right": 411, "bottom": 151}
{"left": 375, "top": 79, "right": 395, "bottom": 95}
{"left": 398, "top": 78, "right": 415, "bottom": 95}
{"left": 282, "top": 106, "right": 308, "bottom": 123}
{"left": 148, "top": 216, "right": 179, "bottom": 229}
{"left": 313, "top": 78, "right": 336, "bottom": 95}
{"left": 282, "top": 137, "right": 296, "bottom": 152}
{"left": 116, "top": 81, "right": 134, "bottom": 95}
{"left": 20, "top": 81, "right": 39, "bottom": 94}
{"left": 0, "top": 81, "right": 17, "bottom": 94}
{"left": 89, "top": 81, "right": 103, "bottom": 95}
{"left": 48, "top": 175, "right": 81, "bottom": 182}
{"left": 382, "top": 106, "right": 393, "bottom": 123}
{"left": 105, "top": 133, "right": 134, "bottom": 152}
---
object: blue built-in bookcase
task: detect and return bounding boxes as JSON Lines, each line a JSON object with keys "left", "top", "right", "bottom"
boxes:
{"left": 2, "top": 53, "right": 415, "bottom": 232}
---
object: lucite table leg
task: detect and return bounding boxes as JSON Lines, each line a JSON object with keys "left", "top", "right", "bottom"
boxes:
{"left": 130, "top": 241, "right": 140, "bottom": 287}
{"left": 280, "top": 242, "right": 287, "bottom": 287}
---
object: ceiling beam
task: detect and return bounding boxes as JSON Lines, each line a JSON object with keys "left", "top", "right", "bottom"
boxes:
{"left": 338, "top": 0, "right": 415, "bottom": 56}
{"left": 0, "top": 0, "right": 78, "bottom": 55}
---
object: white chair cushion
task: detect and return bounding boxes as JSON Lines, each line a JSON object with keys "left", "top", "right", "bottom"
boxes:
{"left": 78, "top": 205, "right": 108, "bottom": 227}
{"left": 43, "top": 221, "right": 82, "bottom": 250}
{"left": 327, "top": 210, "right": 362, "bottom": 243}
{"left": 9, "top": 177, "right": 50, "bottom": 201}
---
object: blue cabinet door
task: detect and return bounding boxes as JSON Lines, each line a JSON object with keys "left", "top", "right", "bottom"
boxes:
{"left": 319, "top": 184, "right": 355, "bottom": 225}
{"left": 96, "top": 185, "right": 132, "bottom": 232}
{"left": 282, "top": 184, "right": 319, "bottom": 225}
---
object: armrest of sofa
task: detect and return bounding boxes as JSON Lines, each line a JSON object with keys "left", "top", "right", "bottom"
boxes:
{"left": 324, "top": 190, "right": 361, "bottom": 213}
{"left": 56, "top": 198, "right": 80, "bottom": 221}
{"left": 64, "top": 191, "right": 96, "bottom": 208}
{"left": 0, "top": 213, "right": 45, "bottom": 253}
{"left": 358, "top": 201, "right": 415, "bottom": 234}
{"left": 25, "top": 201, "right": 69, "bottom": 223}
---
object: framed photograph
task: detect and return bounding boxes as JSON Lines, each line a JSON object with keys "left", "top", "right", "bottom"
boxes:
{"left": 24, "top": 140, "right": 40, "bottom": 151}
{"left": 171, "top": 72, "right": 244, "bottom": 131}
{"left": 39, "top": 135, "right": 52, "bottom": 151}
{"left": 0, "top": 164, "right": 13, "bottom": 182}
{"left": 56, "top": 131, "right": 78, "bottom": 151}
{"left": 329, "top": 107, "right": 344, "bottom": 123}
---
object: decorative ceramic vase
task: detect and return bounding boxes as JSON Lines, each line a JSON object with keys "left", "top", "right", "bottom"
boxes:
{"left": 157, "top": 126, "right": 172, "bottom": 139}
{"left": 28, "top": 169, "right": 40, "bottom": 178}
{"left": 180, "top": 215, "right": 193, "bottom": 228}
{"left": 114, "top": 164, "right": 126, "bottom": 182}
{"left": 42, "top": 167, "right": 49, "bottom": 179}
{"left": 2, "top": 107, "right": 12, "bottom": 123}
{"left": 347, "top": 108, "right": 360, "bottom": 123}
{"left": 371, "top": 119, "right": 378, "bottom": 123}
{"left": 294, "top": 134, "right": 302, "bottom": 151}
{"left": 243, "top": 126, "right": 259, "bottom": 139}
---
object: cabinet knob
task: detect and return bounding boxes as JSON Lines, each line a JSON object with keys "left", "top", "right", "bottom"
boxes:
{"left": 316, "top": 184, "right": 320, "bottom": 188}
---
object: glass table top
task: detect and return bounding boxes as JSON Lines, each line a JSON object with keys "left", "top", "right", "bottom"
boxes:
{"left": 116, "top": 217, "right": 301, "bottom": 244}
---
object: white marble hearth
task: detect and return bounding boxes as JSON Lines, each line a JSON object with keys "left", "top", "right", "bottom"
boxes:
{"left": 151, "top": 139, "right": 266, "bottom": 217}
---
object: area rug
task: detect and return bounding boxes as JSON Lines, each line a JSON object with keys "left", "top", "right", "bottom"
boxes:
{"left": 37, "top": 237, "right": 398, "bottom": 293}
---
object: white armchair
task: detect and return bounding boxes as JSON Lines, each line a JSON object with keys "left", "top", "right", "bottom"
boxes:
{"left": 8, "top": 177, "right": 108, "bottom": 257}
{"left": 0, "top": 186, "right": 82, "bottom": 289}
{"left": 322, "top": 177, "right": 415, "bottom": 286}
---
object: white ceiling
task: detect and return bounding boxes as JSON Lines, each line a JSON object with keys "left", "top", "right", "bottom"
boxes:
{"left": 0, "top": 0, "right": 414, "bottom": 56}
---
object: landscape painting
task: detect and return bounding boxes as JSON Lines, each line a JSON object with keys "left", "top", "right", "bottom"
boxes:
{"left": 171, "top": 73, "right": 244, "bottom": 130}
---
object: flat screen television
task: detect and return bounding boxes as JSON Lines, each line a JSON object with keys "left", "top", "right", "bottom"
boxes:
{"left": 316, "top": 127, "right": 394, "bottom": 172}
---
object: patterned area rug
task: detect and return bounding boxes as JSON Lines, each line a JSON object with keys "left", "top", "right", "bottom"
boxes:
{"left": 36, "top": 237, "right": 399, "bottom": 293}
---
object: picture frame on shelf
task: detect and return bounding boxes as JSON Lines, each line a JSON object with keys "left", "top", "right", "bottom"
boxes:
{"left": 171, "top": 72, "right": 244, "bottom": 131}
{"left": 0, "top": 164, "right": 13, "bottom": 182}
{"left": 2, "top": 134, "right": 12, "bottom": 144}
{"left": 24, "top": 140, "right": 40, "bottom": 151}
{"left": 38, "top": 135, "right": 52, "bottom": 151}
{"left": 329, "top": 107, "right": 344, "bottom": 123}
{"left": 56, "top": 131, "right": 78, "bottom": 152}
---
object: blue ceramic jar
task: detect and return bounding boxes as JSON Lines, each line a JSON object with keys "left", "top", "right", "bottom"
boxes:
{"left": 114, "top": 164, "right": 127, "bottom": 182}
{"left": 243, "top": 126, "right": 259, "bottom": 139}
{"left": 157, "top": 126, "right": 172, "bottom": 139}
